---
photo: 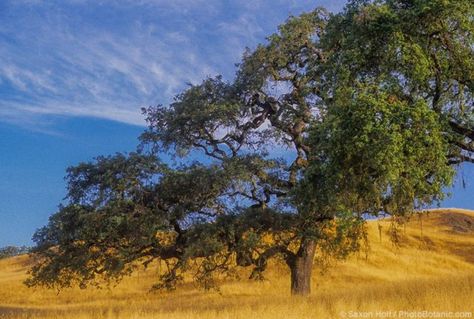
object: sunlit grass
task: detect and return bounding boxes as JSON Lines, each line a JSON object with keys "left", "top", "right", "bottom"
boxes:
{"left": 1, "top": 209, "right": 473, "bottom": 318}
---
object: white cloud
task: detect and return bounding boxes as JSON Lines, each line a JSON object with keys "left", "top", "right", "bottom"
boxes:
{"left": 0, "top": 0, "right": 345, "bottom": 128}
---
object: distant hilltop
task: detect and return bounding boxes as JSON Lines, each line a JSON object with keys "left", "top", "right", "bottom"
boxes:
{"left": 0, "top": 246, "right": 30, "bottom": 259}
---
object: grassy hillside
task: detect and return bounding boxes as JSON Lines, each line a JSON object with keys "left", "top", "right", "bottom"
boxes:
{"left": 1, "top": 209, "right": 473, "bottom": 319}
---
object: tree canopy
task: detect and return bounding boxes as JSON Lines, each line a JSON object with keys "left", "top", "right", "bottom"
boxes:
{"left": 27, "top": 0, "right": 473, "bottom": 295}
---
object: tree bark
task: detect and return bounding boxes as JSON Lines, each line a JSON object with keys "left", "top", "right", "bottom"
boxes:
{"left": 287, "top": 239, "right": 316, "bottom": 296}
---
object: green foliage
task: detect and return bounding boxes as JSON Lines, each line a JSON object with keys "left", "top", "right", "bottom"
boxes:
{"left": 323, "top": 0, "right": 474, "bottom": 163}
{"left": 300, "top": 84, "right": 454, "bottom": 217}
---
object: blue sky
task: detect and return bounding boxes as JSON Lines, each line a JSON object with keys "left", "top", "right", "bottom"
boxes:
{"left": 0, "top": 0, "right": 473, "bottom": 247}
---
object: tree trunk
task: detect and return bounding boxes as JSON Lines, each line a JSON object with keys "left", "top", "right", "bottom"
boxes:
{"left": 287, "top": 239, "right": 316, "bottom": 296}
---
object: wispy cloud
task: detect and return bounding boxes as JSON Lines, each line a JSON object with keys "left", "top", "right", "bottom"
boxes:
{"left": 0, "top": 0, "right": 345, "bottom": 128}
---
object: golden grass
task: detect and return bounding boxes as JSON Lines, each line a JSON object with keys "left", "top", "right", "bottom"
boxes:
{"left": 1, "top": 208, "right": 473, "bottom": 319}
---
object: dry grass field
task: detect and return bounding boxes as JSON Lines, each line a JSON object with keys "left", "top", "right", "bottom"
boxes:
{"left": 1, "top": 208, "right": 473, "bottom": 319}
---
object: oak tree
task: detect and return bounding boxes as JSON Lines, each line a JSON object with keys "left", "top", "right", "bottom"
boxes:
{"left": 27, "top": 0, "right": 472, "bottom": 295}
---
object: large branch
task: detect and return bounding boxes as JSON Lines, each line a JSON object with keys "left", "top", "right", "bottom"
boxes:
{"left": 449, "top": 120, "right": 474, "bottom": 141}
{"left": 249, "top": 245, "right": 295, "bottom": 280}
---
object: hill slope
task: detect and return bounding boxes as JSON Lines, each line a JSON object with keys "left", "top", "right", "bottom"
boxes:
{"left": 1, "top": 209, "right": 473, "bottom": 319}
